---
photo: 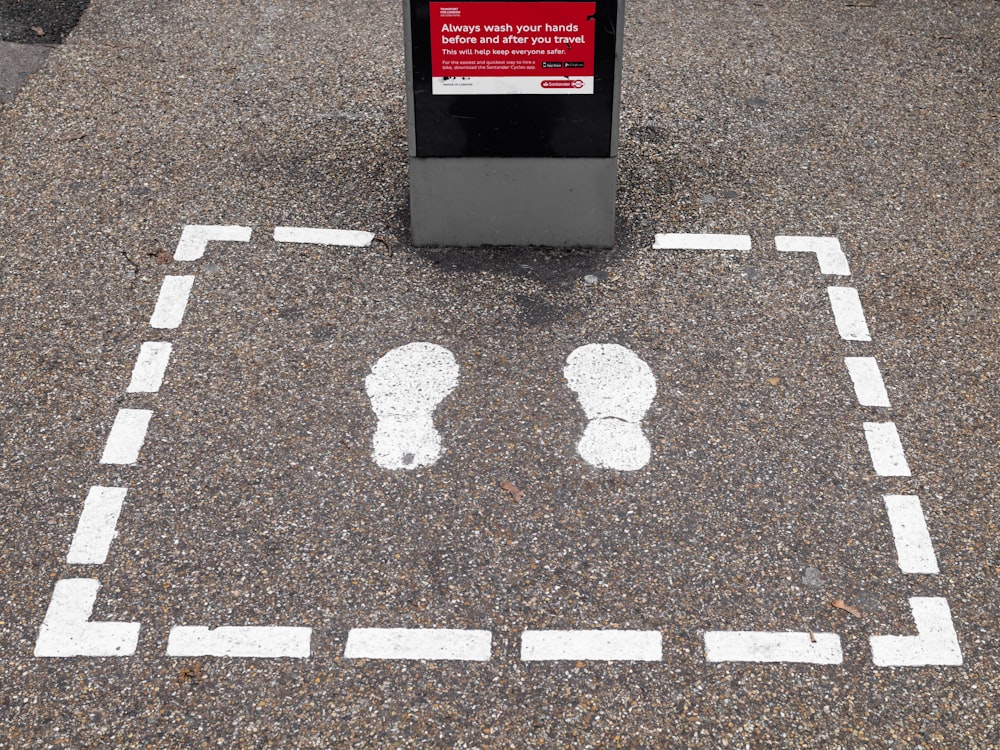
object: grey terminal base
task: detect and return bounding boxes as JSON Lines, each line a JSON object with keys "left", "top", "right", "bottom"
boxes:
{"left": 409, "top": 157, "right": 617, "bottom": 248}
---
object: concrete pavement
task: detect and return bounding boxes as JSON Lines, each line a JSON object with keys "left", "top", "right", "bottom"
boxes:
{"left": 1, "top": 0, "right": 998, "bottom": 746}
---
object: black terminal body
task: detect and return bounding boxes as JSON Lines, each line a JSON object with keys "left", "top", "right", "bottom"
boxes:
{"left": 408, "top": 0, "right": 621, "bottom": 158}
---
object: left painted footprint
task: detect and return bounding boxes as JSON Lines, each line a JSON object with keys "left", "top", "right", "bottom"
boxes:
{"left": 365, "top": 342, "right": 459, "bottom": 470}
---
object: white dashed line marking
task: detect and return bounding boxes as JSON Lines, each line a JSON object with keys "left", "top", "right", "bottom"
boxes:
{"left": 273, "top": 226, "right": 375, "bottom": 247}
{"left": 126, "top": 342, "right": 173, "bottom": 393}
{"left": 869, "top": 597, "right": 962, "bottom": 666}
{"left": 520, "top": 630, "right": 662, "bottom": 661}
{"left": 99, "top": 408, "right": 153, "bottom": 465}
{"left": 883, "top": 495, "right": 940, "bottom": 574}
{"left": 174, "top": 224, "right": 253, "bottom": 261}
{"left": 652, "top": 233, "right": 751, "bottom": 251}
{"left": 703, "top": 631, "right": 843, "bottom": 664}
{"left": 564, "top": 344, "right": 656, "bottom": 471}
{"left": 166, "top": 626, "right": 312, "bottom": 658}
{"left": 344, "top": 628, "right": 493, "bottom": 661}
{"left": 34, "top": 579, "right": 141, "bottom": 657}
{"left": 863, "top": 421, "right": 912, "bottom": 477}
{"left": 844, "top": 356, "right": 891, "bottom": 407}
{"left": 826, "top": 286, "right": 872, "bottom": 341}
{"left": 365, "top": 343, "right": 460, "bottom": 470}
{"left": 149, "top": 275, "right": 195, "bottom": 329}
{"left": 775, "top": 236, "right": 851, "bottom": 276}
{"left": 66, "top": 486, "right": 128, "bottom": 565}
{"left": 38, "top": 226, "right": 965, "bottom": 668}
{"left": 779, "top": 234, "right": 959, "bottom": 667}
{"left": 31, "top": 233, "right": 232, "bottom": 658}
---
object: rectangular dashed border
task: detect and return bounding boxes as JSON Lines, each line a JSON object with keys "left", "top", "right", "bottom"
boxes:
{"left": 34, "top": 228, "right": 962, "bottom": 666}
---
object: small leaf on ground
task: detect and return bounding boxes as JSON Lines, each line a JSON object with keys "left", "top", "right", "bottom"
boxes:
{"left": 177, "top": 661, "right": 204, "bottom": 684}
{"left": 500, "top": 480, "right": 524, "bottom": 503}
{"left": 832, "top": 599, "right": 863, "bottom": 618}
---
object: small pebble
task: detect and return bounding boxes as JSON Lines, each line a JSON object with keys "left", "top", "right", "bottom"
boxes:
{"left": 802, "top": 567, "right": 824, "bottom": 588}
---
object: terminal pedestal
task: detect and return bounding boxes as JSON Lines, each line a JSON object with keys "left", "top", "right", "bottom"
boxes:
{"left": 409, "top": 157, "right": 616, "bottom": 247}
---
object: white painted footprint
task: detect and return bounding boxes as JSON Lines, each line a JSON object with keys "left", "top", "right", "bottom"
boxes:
{"left": 564, "top": 344, "right": 657, "bottom": 471}
{"left": 365, "top": 342, "right": 459, "bottom": 470}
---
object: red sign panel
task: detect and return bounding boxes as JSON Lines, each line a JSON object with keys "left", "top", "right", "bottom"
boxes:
{"left": 430, "top": 2, "right": 597, "bottom": 95}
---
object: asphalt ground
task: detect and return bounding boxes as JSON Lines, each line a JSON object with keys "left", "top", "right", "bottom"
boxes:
{"left": 1, "top": 0, "right": 998, "bottom": 747}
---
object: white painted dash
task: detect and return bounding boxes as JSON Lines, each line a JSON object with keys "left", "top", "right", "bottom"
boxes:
{"left": 344, "top": 628, "right": 492, "bottom": 661}
{"left": 704, "top": 631, "right": 843, "bottom": 664}
{"left": 870, "top": 597, "right": 962, "bottom": 666}
{"left": 174, "top": 224, "right": 253, "bottom": 261}
{"left": 520, "top": 630, "right": 662, "bottom": 661}
{"left": 827, "top": 287, "right": 871, "bottom": 341}
{"left": 166, "top": 626, "right": 312, "bottom": 658}
{"left": 653, "top": 233, "right": 751, "bottom": 251}
{"left": 884, "top": 495, "right": 940, "bottom": 574}
{"left": 127, "top": 342, "right": 173, "bottom": 393}
{"left": 863, "top": 422, "right": 912, "bottom": 476}
{"left": 775, "top": 236, "right": 851, "bottom": 276}
{"left": 100, "top": 409, "right": 153, "bottom": 465}
{"left": 34, "top": 578, "right": 140, "bottom": 657}
{"left": 66, "top": 487, "right": 128, "bottom": 565}
{"left": 149, "top": 275, "right": 195, "bottom": 330}
{"left": 274, "top": 226, "right": 375, "bottom": 247}
{"left": 844, "top": 357, "right": 890, "bottom": 407}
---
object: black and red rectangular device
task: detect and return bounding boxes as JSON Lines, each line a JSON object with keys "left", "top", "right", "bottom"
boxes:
{"left": 408, "top": 0, "right": 622, "bottom": 158}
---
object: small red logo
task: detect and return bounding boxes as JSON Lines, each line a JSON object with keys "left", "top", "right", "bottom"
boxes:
{"left": 541, "top": 79, "right": 584, "bottom": 89}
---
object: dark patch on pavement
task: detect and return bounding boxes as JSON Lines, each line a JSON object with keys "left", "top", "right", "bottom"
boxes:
{"left": 1, "top": 0, "right": 90, "bottom": 103}
{"left": 0, "top": 0, "right": 90, "bottom": 43}
{"left": 412, "top": 243, "right": 612, "bottom": 286}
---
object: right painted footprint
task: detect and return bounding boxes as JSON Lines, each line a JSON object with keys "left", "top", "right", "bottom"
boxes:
{"left": 564, "top": 344, "right": 657, "bottom": 471}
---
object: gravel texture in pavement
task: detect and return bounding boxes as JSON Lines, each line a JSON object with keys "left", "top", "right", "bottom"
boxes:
{"left": 1, "top": 0, "right": 998, "bottom": 747}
